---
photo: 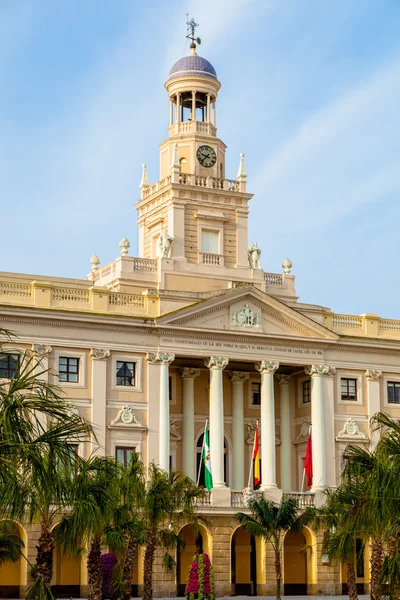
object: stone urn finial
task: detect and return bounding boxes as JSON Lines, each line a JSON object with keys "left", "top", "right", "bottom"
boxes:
{"left": 90, "top": 254, "right": 100, "bottom": 272}
{"left": 282, "top": 258, "right": 292, "bottom": 274}
{"left": 237, "top": 152, "right": 247, "bottom": 180}
{"left": 139, "top": 163, "right": 149, "bottom": 189}
{"left": 119, "top": 237, "right": 130, "bottom": 256}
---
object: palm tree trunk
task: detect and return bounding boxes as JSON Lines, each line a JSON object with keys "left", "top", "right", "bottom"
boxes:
{"left": 346, "top": 553, "right": 358, "bottom": 600}
{"left": 122, "top": 537, "right": 136, "bottom": 600}
{"left": 87, "top": 533, "right": 102, "bottom": 600}
{"left": 142, "top": 533, "right": 156, "bottom": 600}
{"left": 35, "top": 522, "right": 53, "bottom": 584}
{"left": 387, "top": 535, "right": 400, "bottom": 600}
{"left": 274, "top": 548, "right": 282, "bottom": 600}
{"left": 370, "top": 537, "right": 384, "bottom": 600}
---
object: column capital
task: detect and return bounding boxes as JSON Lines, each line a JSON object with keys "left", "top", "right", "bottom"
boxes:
{"left": 277, "top": 374, "right": 291, "bottom": 385}
{"left": 147, "top": 352, "right": 175, "bottom": 365}
{"left": 230, "top": 371, "right": 250, "bottom": 383}
{"left": 255, "top": 360, "right": 279, "bottom": 375}
{"left": 181, "top": 367, "right": 201, "bottom": 379}
{"left": 205, "top": 356, "right": 229, "bottom": 370}
{"left": 32, "top": 344, "right": 52, "bottom": 356}
{"left": 305, "top": 365, "right": 335, "bottom": 377}
{"left": 90, "top": 348, "right": 110, "bottom": 360}
{"left": 366, "top": 369, "right": 382, "bottom": 381}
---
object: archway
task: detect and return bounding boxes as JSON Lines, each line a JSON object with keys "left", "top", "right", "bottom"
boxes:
{"left": 0, "top": 521, "right": 27, "bottom": 599}
{"left": 51, "top": 523, "right": 81, "bottom": 597}
{"left": 283, "top": 530, "right": 307, "bottom": 595}
{"left": 231, "top": 526, "right": 257, "bottom": 596}
{"left": 177, "top": 524, "right": 211, "bottom": 597}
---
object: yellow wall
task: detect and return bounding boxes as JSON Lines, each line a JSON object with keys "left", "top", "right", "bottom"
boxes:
{"left": 284, "top": 531, "right": 307, "bottom": 585}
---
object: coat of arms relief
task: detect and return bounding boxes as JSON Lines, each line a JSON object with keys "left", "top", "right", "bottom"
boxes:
{"left": 232, "top": 304, "right": 261, "bottom": 328}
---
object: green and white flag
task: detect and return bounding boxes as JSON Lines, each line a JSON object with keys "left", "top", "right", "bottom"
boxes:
{"left": 201, "top": 422, "right": 213, "bottom": 491}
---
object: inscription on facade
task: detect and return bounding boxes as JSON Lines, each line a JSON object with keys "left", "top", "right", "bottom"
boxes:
{"left": 161, "top": 337, "right": 323, "bottom": 356}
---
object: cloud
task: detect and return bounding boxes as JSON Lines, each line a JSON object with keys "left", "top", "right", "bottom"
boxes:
{"left": 251, "top": 54, "right": 400, "bottom": 232}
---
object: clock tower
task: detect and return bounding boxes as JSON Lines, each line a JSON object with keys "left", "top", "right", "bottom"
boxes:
{"left": 134, "top": 22, "right": 257, "bottom": 292}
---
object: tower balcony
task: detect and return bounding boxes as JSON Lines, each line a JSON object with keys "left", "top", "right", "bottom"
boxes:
{"left": 168, "top": 120, "right": 217, "bottom": 137}
{"left": 140, "top": 172, "right": 243, "bottom": 200}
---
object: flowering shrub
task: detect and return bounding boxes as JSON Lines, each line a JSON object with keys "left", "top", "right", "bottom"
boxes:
{"left": 185, "top": 552, "right": 215, "bottom": 600}
{"left": 101, "top": 552, "right": 118, "bottom": 599}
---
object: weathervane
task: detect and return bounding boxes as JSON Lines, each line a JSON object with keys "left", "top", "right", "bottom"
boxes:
{"left": 186, "top": 14, "right": 201, "bottom": 49}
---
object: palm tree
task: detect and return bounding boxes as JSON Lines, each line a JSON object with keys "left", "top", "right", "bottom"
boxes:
{"left": 236, "top": 496, "right": 311, "bottom": 600}
{"left": 55, "top": 456, "right": 122, "bottom": 600}
{"left": 141, "top": 464, "right": 204, "bottom": 600}
{"left": 112, "top": 454, "right": 146, "bottom": 600}
{"left": 316, "top": 485, "right": 364, "bottom": 600}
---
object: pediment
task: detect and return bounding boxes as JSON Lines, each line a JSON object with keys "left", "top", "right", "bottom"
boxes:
{"left": 157, "top": 287, "right": 338, "bottom": 341}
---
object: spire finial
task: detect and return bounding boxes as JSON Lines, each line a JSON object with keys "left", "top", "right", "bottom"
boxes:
{"left": 186, "top": 15, "right": 201, "bottom": 55}
{"left": 170, "top": 144, "right": 180, "bottom": 173}
{"left": 237, "top": 153, "right": 247, "bottom": 180}
{"left": 139, "top": 163, "right": 149, "bottom": 189}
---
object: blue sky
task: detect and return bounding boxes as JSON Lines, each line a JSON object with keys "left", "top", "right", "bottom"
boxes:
{"left": 1, "top": 0, "right": 400, "bottom": 317}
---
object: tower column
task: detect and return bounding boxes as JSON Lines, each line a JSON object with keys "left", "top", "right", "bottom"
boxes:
{"left": 192, "top": 90, "right": 196, "bottom": 121}
{"left": 148, "top": 352, "right": 175, "bottom": 473}
{"left": 169, "top": 98, "right": 173, "bottom": 126}
{"left": 176, "top": 93, "right": 181, "bottom": 123}
{"left": 206, "top": 93, "right": 211, "bottom": 123}
{"left": 212, "top": 99, "right": 216, "bottom": 126}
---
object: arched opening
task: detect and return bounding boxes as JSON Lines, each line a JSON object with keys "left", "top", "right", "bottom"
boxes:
{"left": 196, "top": 434, "right": 228, "bottom": 486}
{"left": 0, "top": 521, "right": 27, "bottom": 599}
{"left": 180, "top": 157, "right": 189, "bottom": 174}
{"left": 51, "top": 524, "right": 81, "bottom": 597}
{"left": 231, "top": 526, "right": 257, "bottom": 596}
{"left": 176, "top": 524, "right": 211, "bottom": 597}
{"left": 283, "top": 530, "right": 307, "bottom": 595}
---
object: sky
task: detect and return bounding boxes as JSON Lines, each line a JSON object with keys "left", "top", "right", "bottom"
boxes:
{"left": 1, "top": 0, "right": 400, "bottom": 317}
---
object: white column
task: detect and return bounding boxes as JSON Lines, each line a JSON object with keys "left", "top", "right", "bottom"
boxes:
{"left": 305, "top": 365, "right": 332, "bottom": 490}
{"left": 148, "top": 352, "right": 174, "bottom": 473}
{"left": 277, "top": 374, "right": 291, "bottom": 491}
{"left": 212, "top": 99, "right": 216, "bottom": 126}
{"left": 205, "top": 356, "right": 229, "bottom": 488}
{"left": 176, "top": 93, "right": 181, "bottom": 123}
{"left": 91, "top": 348, "right": 110, "bottom": 456}
{"left": 230, "top": 372, "right": 249, "bottom": 490}
{"left": 169, "top": 98, "right": 173, "bottom": 126}
{"left": 192, "top": 90, "right": 196, "bottom": 121}
{"left": 206, "top": 94, "right": 211, "bottom": 123}
{"left": 324, "top": 368, "right": 336, "bottom": 488}
{"left": 181, "top": 367, "right": 200, "bottom": 481}
{"left": 256, "top": 361, "right": 279, "bottom": 490}
{"left": 32, "top": 344, "right": 52, "bottom": 431}
{"left": 366, "top": 370, "right": 382, "bottom": 451}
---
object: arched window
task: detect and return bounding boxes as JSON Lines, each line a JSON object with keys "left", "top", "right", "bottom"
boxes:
{"left": 196, "top": 433, "right": 228, "bottom": 486}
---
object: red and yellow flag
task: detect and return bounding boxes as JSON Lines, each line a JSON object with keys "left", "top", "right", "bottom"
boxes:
{"left": 304, "top": 430, "right": 313, "bottom": 489}
{"left": 253, "top": 421, "right": 260, "bottom": 489}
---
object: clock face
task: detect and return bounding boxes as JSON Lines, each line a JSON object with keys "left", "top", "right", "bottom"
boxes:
{"left": 197, "top": 145, "right": 217, "bottom": 168}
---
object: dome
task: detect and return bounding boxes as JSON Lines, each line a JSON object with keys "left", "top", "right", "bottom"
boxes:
{"left": 168, "top": 54, "right": 217, "bottom": 80}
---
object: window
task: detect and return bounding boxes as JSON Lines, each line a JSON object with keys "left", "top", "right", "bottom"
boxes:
{"left": 116, "top": 361, "right": 135, "bottom": 386}
{"left": 115, "top": 446, "right": 136, "bottom": 468}
{"left": 387, "top": 382, "right": 400, "bottom": 404}
{"left": 251, "top": 382, "right": 261, "bottom": 406}
{"left": 341, "top": 378, "right": 357, "bottom": 401}
{"left": 201, "top": 230, "right": 219, "bottom": 254}
{"left": 59, "top": 357, "right": 79, "bottom": 383}
{"left": 302, "top": 380, "right": 311, "bottom": 404}
{"left": 0, "top": 353, "right": 19, "bottom": 379}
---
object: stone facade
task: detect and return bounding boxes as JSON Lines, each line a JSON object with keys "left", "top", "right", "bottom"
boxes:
{"left": 0, "top": 35, "right": 398, "bottom": 598}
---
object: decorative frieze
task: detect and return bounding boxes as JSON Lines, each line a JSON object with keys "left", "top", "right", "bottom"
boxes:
{"left": 232, "top": 304, "right": 261, "bottom": 327}
{"left": 109, "top": 406, "right": 144, "bottom": 429}
{"left": 33, "top": 344, "right": 52, "bottom": 356}
{"left": 336, "top": 418, "right": 368, "bottom": 442}
{"left": 90, "top": 348, "right": 110, "bottom": 360}
{"left": 365, "top": 369, "right": 382, "bottom": 381}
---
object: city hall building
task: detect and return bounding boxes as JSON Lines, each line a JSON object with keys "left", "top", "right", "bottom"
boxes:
{"left": 1, "top": 36, "right": 400, "bottom": 598}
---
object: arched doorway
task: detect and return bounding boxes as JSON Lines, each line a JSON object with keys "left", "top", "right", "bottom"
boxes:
{"left": 0, "top": 521, "right": 27, "bottom": 599}
{"left": 284, "top": 531, "right": 307, "bottom": 595}
{"left": 177, "top": 524, "right": 210, "bottom": 597}
{"left": 51, "top": 523, "right": 81, "bottom": 597}
{"left": 231, "top": 527, "right": 257, "bottom": 596}
{"left": 196, "top": 434, "right": 229, "bottom": 486}
{"left": 341, "top": 538, "right": 366, "bottom": 595}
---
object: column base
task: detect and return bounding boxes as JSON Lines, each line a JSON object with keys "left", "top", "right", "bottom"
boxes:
{"left": 211, "top": 487, "right": 231, "bottom": 507}
{"left": 261, "top": 487, "right": 282, "bottom": 503}
{"left": 312, "top": 489, "right": 326, "bottom": 508}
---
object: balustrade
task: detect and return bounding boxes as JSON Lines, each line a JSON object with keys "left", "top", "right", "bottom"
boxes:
{"left": 379, "top": 319, "right": 400, "bottom": 331}
{"left": 282, "top": 491, "right": 315, "bottom": 509}
{"left": 132, "top": 258, "right": 158, "bottom": 273}
{"left": 200, "top": 252, "right": 222, "bottom": 266}
{"left": 264, "top": 273, "right": 284, "bottom": 286}
{"left": 52, "top": 288, "right": 89, "bottom": 303}
{"left": 0, "top": 283, "right": 31, "bottom": 297}
{"left": 332, "top": 314, "right": 363, "bottom": 328}
{"left": 108, "top": 293, "right": 145, "bottom": 309}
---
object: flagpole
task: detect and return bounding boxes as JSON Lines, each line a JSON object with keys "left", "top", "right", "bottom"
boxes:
{"left": 247, "top": 420, "right": 257, "bottom": 489}
{"left": 197, "top": 419, "right": 208, "bottom": 486}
